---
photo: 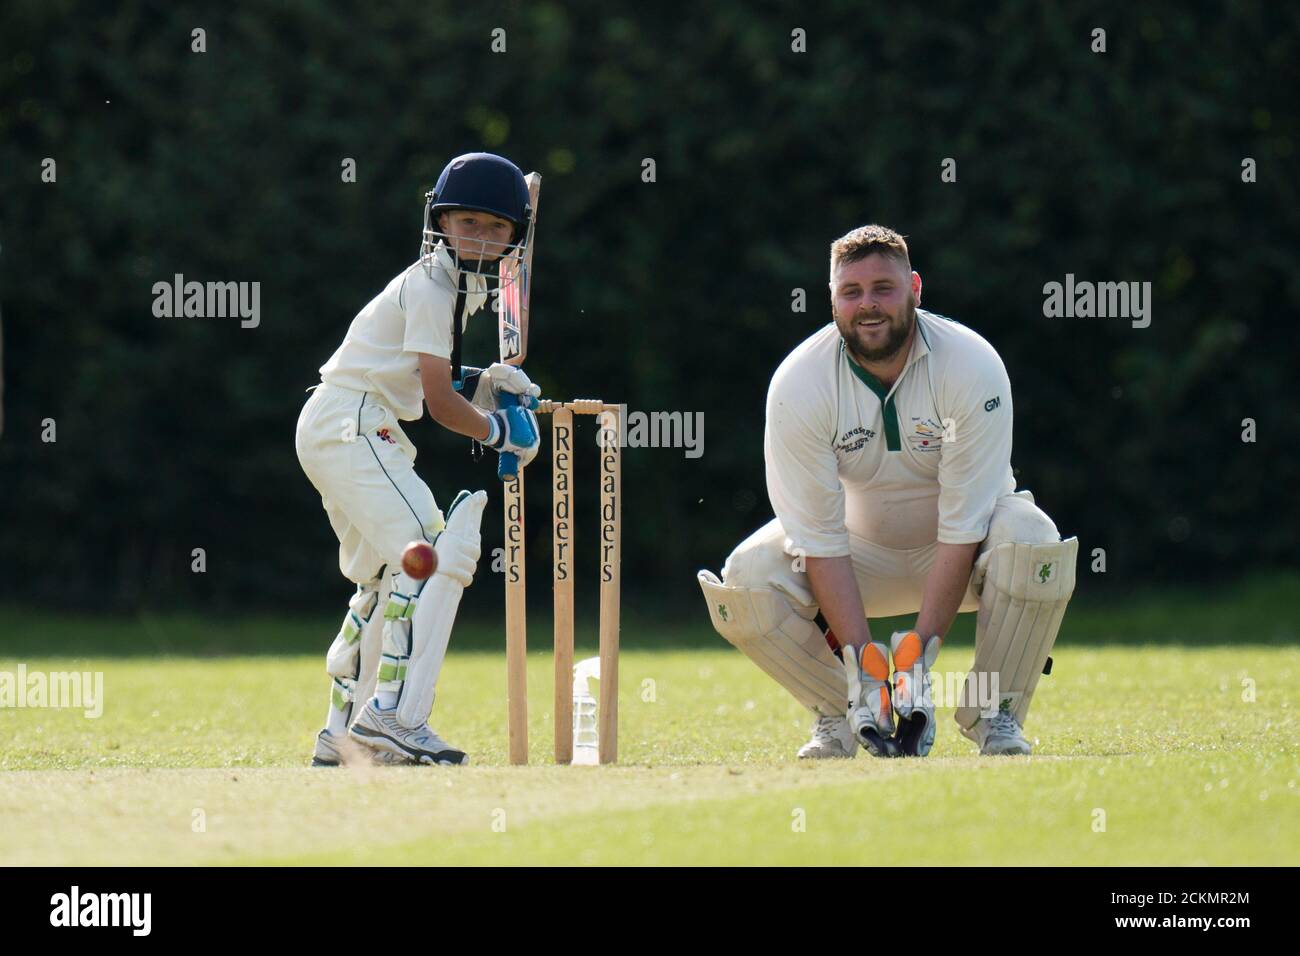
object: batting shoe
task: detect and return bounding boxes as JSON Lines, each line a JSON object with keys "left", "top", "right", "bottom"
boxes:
{"left": 348, "top": 699, "right": 469, "bottom": 766}
{"left": 960, "top": 706, "right": 1032, "bottom": 756}
{"left": 311, "top": 728, "right": 412, "bottom": 767}
{"left": 311, "top": 729, "right": 345, "bottom": 767}
{"left": 797, "top": 714, "right": 858, "bottom": 759}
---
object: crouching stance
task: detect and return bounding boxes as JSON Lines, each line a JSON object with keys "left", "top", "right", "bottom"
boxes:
{"left": 698, "top": 225, "right": 1077, "bottom": 759}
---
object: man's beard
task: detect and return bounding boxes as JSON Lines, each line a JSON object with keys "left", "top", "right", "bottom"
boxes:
{"left": 837, "top": 296, "right": 916, "bottom": 364}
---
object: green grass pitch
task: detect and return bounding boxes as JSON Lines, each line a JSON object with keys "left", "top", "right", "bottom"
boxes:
{"left": 1, "top": 575, "right": 1297, "bottom": 865}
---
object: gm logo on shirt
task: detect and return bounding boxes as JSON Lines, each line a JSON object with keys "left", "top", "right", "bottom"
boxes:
{"left": 984, "top": 395, "right": 1001, "bottom": 412}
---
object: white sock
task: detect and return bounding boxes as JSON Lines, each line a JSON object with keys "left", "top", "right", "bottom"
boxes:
{"left": 376, "top": 690, "right": 398, "bottom": 710}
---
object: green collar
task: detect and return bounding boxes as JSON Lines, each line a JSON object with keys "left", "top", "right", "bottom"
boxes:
{"left": 844, "top": 348, "right": 890, "bottom": 400}
{"left": 841, "top": 312, "right": 932, "bottom": 391}
{"left": 842, "top": 344, "right": 901, "bottom": 451}
{"left": 838, "top": 312, "right": 935, "bottom": 452}
{"left": 916, "top": 309, "right": 933, "bottom": 350}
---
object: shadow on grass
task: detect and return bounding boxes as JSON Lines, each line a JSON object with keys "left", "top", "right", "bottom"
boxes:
{"left": 0, "top": 572, "right": 1295, "bottom": 658}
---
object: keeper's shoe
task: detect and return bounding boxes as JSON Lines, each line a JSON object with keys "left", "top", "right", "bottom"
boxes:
{"left": 348, "top": 699, "right": 469, "bottom": 766}
{"left": 797, "top": 714, "right": 858, "bottom": 759}
{"left": 311, "top": 728, "right": 412, "bottom": 767}
{"left": 960, "top": 707, "right": 1033, "bottom": 756}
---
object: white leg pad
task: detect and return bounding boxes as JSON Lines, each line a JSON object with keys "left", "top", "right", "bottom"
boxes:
{"left": 698, "top": 570, "right": 845, "bottom": 716}
{"left": 352, "top": 576, "right": 390, "bottom": 717}
{"left": 325, "top": 579, "right": 385, "bottom": 720}
{"left": 955, "top": 537, "right": 1078, "bottom": 729}
{"left": 389, "top": 489, "right": 488, "bottom": 729}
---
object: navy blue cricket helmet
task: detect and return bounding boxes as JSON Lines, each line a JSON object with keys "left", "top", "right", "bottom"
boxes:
{"left": 424, "top": 152, "right": 532, "bottom": 245}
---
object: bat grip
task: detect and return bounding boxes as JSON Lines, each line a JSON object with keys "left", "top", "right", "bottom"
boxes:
{"left": 496, "top": 392, "right": 521, "bottom": 482}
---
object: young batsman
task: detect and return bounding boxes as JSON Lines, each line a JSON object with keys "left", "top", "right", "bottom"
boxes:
{"left": 296, "top": 152, "right": 542, "bottom": 766}
{"left": 699, "top": 225, "right": 1078, "bottom": 759}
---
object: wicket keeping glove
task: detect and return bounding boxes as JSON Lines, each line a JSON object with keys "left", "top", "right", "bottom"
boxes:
{"left": 890, "top": 630, "right": 941, "bottom": 757}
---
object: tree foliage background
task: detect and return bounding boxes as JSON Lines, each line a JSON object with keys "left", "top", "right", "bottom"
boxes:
{"left": 1, "top": 1, "right": 1297, "bottom": 615}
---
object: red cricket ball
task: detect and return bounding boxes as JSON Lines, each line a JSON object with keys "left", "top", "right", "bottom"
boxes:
{"left": 401, "top": 541, "right": 437, "bottom": 581}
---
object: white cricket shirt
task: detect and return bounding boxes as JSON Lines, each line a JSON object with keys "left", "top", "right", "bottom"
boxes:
{"left": 319, "top": 244, "right": 488, "bottom": 420}
{"left": 764, "top": 309, "right": 1015, "bottom": 555}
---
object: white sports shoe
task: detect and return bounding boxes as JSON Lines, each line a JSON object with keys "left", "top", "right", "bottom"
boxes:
{"left": 349, "top": 699, "right": 469, "bottom": 765}
{"left": 311, "top": 729, "right": 346, "bottom": 767}
{"left": 311, "top": 728, "right": 412, "bottom": 767}
{"left": 797, "top": 714, "right": 858, "bottom": 759}
{"left": 960, "top": 707, "right": 1032, "bottom": 756}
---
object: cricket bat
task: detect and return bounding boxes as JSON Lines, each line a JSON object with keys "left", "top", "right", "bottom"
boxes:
{"left": 496, "top": 172, "right": 541, "bottom": 482}
{"left": 501, "top": 172, "right": 540, "bottom": 765}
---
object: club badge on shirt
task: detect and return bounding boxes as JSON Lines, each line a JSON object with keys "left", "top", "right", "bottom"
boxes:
{"left": 835, "top": 425, "right": 876, "bottom": 455}
{"left": 907, "top": 417, "right": 944, "bottom": 453}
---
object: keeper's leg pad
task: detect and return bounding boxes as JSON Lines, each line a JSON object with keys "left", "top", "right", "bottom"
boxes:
{"left": 379, "top": 489, "right": 487, "bottom": 729}
{"left": 697, "top": 569, "right": 845, "bottom": 716}
{"left": 325, "top": 578, "right": 384, "bottom": 722}
{"left": 954, "top": 537, "right": 1078, "bottom": 730}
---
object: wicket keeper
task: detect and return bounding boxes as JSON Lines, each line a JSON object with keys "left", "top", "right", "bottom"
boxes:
{"left": 699, "top": 225, "right": 1077, "bottom": 759}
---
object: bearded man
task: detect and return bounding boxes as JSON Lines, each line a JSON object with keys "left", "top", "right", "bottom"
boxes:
{"left": 698, "top": 225, "right": 1078, "bottom": 759}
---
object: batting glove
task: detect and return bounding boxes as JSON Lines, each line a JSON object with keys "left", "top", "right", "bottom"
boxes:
{"left": 484, "top": 403, "right": 540, "bottom": 467}
{"left": 458, "top": 363, "right": 542, "bottom": 413}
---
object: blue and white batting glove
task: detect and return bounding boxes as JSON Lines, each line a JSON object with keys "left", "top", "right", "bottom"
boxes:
{"left": 458, "top": 363, "right": 542, "bottom": 413}
{"left": 484, "top": 403, "right": 541, "bottom": 468}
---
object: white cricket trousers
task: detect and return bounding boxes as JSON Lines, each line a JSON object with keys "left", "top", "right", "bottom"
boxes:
{"left": 295, "top": 383, "right": 445, "bottom": 584}
{"left": 723, "top": 490, "right": 1062, "bottom": 619}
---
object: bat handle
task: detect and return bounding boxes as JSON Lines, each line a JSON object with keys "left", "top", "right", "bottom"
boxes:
{"left": 497, "top": 392, "right": 521, "bottom": 482}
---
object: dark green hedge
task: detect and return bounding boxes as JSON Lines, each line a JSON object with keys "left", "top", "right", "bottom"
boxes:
{"left": 1, "top": 1, "right": 1296, "bottom": 610}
